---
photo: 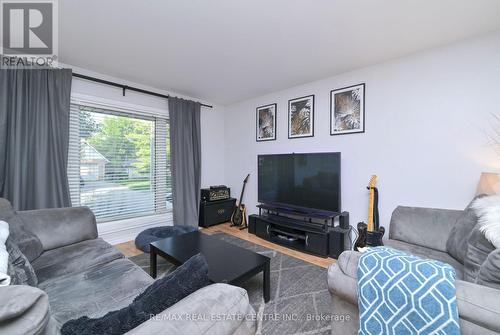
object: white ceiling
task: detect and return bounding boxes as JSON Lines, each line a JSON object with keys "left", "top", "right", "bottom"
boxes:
{"left": 59, "top": 0, "right": 500, "bottom": 105}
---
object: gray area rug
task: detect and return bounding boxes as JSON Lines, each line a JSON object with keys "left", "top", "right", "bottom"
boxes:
{"left": 130, "top": 232, "right": 334, "bottom": 335}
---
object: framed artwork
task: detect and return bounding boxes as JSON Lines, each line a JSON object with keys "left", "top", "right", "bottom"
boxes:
{"left": 256, "top": 103, "right": 277, "bottom": 141}
{"left": 288, "top": 95, "right": 314, "bottom": 139}
{"left": 330, "top": 83, "right": 365, "bottom": 135}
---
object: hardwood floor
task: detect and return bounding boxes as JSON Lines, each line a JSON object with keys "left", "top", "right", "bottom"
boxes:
{"left": 114, "top": 240, "right": 143, "bottom": 257}
{"left": 114, "top": 222, "right": 336, "bottom": 269}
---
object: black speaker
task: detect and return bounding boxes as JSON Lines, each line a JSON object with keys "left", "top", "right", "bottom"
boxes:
{"left": 329, "top": 227, "right": 349, "bottom": 259}
{"left": 339, "top": 211, "right": 349, "bottom": 229}
{"left": 248, "top": 214, "right": 258, "bottom": 234}
{"left": 199, "top": 198, "right": 236, "bottom": 227}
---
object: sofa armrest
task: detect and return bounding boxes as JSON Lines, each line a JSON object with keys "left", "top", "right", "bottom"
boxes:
{"left": 456, "top": 280, "right": 500, "bottom": 333}
{"left": 328, "top": 251, "right": 360, "bottom": 305}
{"left": 17, "top": 206, "right": 97, "bottom": 250}
{"left": 125, "top": 283, "right": 257, "bottom": 335}
{"left": 389, "top": 206, "right": 463, "bottom": 252}
{"left": 0, "top": 285, "right": 52, "bottom": 335}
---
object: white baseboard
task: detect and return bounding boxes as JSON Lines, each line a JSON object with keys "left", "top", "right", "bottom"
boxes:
{"left": 97, "top": 213, "right": 173, "bottom": 245}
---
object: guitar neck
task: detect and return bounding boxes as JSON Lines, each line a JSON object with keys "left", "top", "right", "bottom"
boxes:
{"left": 367, "top": 187, "right": 375, "bottom": 231}
{"left": 373, "top": 188, "right": 379, "bottom": 230}
{"left": 238, "top": 186, "right": 245, "bottom": 204}
{"left": 237, "top": 174, "right": 250, "bottom": 205}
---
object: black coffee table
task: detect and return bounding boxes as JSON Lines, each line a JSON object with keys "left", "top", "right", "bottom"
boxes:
{"left": 150, "top": 231, "right": 271, "bottom": 302}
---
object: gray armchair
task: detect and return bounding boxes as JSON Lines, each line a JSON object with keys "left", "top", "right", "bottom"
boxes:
{"left": 327, "top": 206, "right": 500, "bottom": 335}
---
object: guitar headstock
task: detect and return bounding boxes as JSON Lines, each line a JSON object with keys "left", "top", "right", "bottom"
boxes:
{"left": 368, "top": 175, "right": 377, "bottom": 188}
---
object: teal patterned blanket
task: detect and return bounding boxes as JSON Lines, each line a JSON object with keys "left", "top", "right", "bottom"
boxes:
{"left": 357, "top": 247, "right": 460, "bottom": 335}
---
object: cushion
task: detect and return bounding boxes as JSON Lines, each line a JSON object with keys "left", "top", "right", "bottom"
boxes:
{"left": 0, "top": 199, "right": 43, "bottom": 262}
{"left": 477, "top": 248, "right": 500, "bottom": 290}
{"left": 32, "top": 238, "right": 123, "bottom": 283}
{"left": 446, "top": 195, "right": 484, "bottom": 263}
{"left": 60, "top": 253, "right": 210, "bottom": 335}
{"left": 455, "top": 280, "right": 500, "bottom": 333}
{"left": 463, "top": 225, "right": 496, "bottom": 282}
{"left": 389, "top": 206, "right": 463, "bottom": 252}
{"left": 0, "top": 198, "right": 15, "bottom": 218}
{"left": 6, "top": 238, "right": 38, "bottom": 286}
{"left": 17, "top": 207, "right": 98, "bottom": 251}
{"left": 135, "top": 225, "right": 198, "bottom": 253}
{"left": 7, "top": 218, "right": 44, "bottom": 262}
{"left": 38, "top": 258, "right": 153, "bottom": 324}
{"left": 470, "top": 194, "right": 500, "bottom": 248}
{"left": 385, "top": 239, "right": 464, "bottom": 279}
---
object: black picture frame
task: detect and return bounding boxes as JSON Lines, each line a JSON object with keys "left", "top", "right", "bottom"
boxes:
{"left": 288, "top": 95, "right": 314, "bottom": 139}
{"left": 256, "top": 103, "right": 277, "bottom": 142}
{"left": 330, "top": 83, "right": 365, "bottom": 136}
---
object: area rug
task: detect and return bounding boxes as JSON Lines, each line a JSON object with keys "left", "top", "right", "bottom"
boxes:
{"left": 129, "top": 232, "right": 334, "bottom": 335}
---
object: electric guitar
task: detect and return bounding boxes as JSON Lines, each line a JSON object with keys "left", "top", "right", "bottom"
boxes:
{"left": 231, "top": 174, "right": 250, "bottom": 229}
{"left": 354, "top": 175, "right": 385, "bottom": 250}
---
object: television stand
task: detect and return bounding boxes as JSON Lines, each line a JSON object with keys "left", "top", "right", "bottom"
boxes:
{"left": 248, "top": 204, "right": 349, "bottom": 258}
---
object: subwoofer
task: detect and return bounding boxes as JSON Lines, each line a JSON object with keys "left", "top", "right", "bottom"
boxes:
{"left": 329, "top": 227, "right": 349, "bottom": 259}
{"left": 248, "top": 214, "right": 258, "bottom": 234}
{"left": 339, "top": 211, "right": 349, "bottom": 229}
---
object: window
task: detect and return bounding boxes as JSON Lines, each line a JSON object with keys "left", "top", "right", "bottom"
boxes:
{"left": 68, "top": 103, "right": 171, "bottom": 222}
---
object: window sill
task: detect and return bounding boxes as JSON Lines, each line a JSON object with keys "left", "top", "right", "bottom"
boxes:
{"left": 97, "top": 212, "right": 173, "bottom": 245}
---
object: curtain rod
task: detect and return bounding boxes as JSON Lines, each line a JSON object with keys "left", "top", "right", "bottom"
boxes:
{"left": 72, "top": 73, "right": 213, "bottom": 109}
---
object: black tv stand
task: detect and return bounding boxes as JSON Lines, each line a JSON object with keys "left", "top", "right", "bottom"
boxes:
{"left": 248, "top": 204, "right": 349, "bottom": 258}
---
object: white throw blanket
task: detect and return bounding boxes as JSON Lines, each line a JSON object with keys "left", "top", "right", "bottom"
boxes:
{"left": 0, "top": 220, "right": 11, "bottom": 286}
{"left": 471, "top": 194, "right": 500, "bottom": 248}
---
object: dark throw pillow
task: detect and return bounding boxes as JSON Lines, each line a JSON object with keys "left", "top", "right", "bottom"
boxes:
{"left": 477, "top": 248, "right": 500, "bottom": 290}
{"left": 6, "top": 237, "right": 38, "bottom": 287}
{"left": 0, "top": 198, "right": 15, "bottom": 218}
{"left": 463, "top": 225, "right": 496, "bottom": 282}
{"left": 446, "top": 195, "right": 485, "bottom": 263}
{"left": 8, "top": 217, "right": 44, "bottom": 262}
{"left": 0, "top": 198, "right": 43, "bottom": 262}
{"left": 61, "top": 253, "right": 211, "bottom": 335}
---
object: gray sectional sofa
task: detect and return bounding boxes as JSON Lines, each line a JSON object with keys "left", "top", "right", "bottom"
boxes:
{"left": 328, "top": 205, "right": 500, "bottom": 335}
{"left": 0, "top": 198, "right": 257, "bottom": 334}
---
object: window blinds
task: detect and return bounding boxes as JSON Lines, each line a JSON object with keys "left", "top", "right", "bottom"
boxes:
{"left": 68, "top": 103, "right": 171, "bottom": 223}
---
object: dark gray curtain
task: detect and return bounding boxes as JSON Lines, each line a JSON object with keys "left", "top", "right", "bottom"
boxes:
{"left": 168, "top": 97, "right": 201, "bottom": 227}
{"left": 0, "top": 69, "right": 73, "bottom": 210}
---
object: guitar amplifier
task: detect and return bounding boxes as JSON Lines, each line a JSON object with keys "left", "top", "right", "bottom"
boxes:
{"left": 199, "top": 198, "right": 236, "bottom": 227}
{"left": 201, "top": 186, "right": 231, "bottom": 202}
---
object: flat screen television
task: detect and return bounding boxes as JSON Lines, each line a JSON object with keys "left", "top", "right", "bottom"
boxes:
{"left": 258, "top": 152, "right": 341, "bottom": 213}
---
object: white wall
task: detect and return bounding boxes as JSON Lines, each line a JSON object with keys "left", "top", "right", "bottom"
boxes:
{"left": 223, "top": 32, "right": 500, "bottom": 230}
{"left": 66, "top": 65, "right": 226, "bottom": 188}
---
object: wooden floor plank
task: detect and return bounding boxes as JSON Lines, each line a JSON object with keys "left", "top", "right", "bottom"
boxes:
{"left": 114, "top": 240, "right": 143, "bottom": 257}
